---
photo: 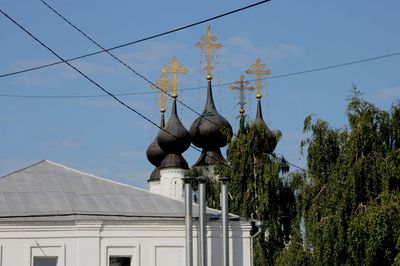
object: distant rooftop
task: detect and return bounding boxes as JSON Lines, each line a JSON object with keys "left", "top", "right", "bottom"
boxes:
{"left": 0, "top": 160, "right": 231, "bottom": 221}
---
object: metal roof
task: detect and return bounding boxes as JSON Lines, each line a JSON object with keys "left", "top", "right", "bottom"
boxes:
{"left": 0, "top": 160, "right": 229, "bottom": 221}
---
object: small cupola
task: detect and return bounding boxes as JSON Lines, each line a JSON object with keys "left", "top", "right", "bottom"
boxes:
{"left": 157, "top": 96, "right": 191, "bottom": 169}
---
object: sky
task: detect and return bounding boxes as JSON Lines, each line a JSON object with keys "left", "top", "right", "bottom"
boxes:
{"left": 1, "top": 0, "right": 399, "bottom": 189}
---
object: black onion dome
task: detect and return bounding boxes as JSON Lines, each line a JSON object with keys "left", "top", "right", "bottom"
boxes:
{"left": 146, "top": 113, "right": 167, "bottom": 167}
{"left": 190, "top": 79, "right": 233, "bottom": 149}
{"left": 148, "top": 167, "right": 161, "bottom": 182}
{"left": 253, "top": 98, "right": 277, "bottom": 154}
{"left": 157, "top": 98, "right": 191, "bottom": 169}
{"left": 147, "top": 113, "right": 166, "bottom": 182}
{"left": 254, "top": 98, "right": 267, "bottom": 128}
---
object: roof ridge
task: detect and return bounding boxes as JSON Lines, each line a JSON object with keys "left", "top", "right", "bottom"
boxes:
{"left": 0, "top": 160, "right": 186, "bottom": 204}
{"left": 0, "top": 160, "right": 46, "bottom": 179}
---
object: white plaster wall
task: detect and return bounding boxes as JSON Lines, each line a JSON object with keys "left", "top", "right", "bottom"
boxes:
{"left": 0, "top": 219, "right": 251, "bottom": 266}
{"left": 156, "top": 168, "right": 185, "bottom": 200}
{"left": 148, "top": 180, "right": 161, "bottom": 196}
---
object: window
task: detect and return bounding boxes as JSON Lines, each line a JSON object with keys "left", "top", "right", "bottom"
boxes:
{"left": 33, "top": 257, "right": 58, "bottom": 266}
{"left": 109, "top": 256, "right": 131, "bottom": 266}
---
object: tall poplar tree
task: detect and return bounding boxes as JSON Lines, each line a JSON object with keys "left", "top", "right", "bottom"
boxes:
{"left": 216, "top": 116, "right": 296, "bottom": 265}
{"left": 277, "top": 87, "right": 400, "bottom": 265}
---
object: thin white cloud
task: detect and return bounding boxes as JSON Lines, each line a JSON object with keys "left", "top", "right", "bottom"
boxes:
{"left": 374, "top": 86, "right": 400, "bottom": 100}
{"left": 10, "top": 59, "right": 119, "bottom": 86}
{"left": 119, "top": 40, "right": 193, "bottom": 74}
{"left": 44, "top": 139, "right": 83, "bottom": 150}
{"left": 222, "top": 36, "right": 302, "bottom": 69}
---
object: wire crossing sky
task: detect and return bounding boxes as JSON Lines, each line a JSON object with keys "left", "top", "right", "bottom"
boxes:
{"left": 0, "top": 0, "right": 271, "bottom": 78}
{"left": 2, "top": 50, "right": 399, "bottom": 98}
{"left": 0, "top": 7, "right": 237, "bottom": 170}
{"left": 1, "top": 0, "right": 399, "bottom": 189}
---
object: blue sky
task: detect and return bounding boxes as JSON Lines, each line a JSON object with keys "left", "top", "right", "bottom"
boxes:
{"left": 1, "top": 0, "right": 399, "bottom": 188}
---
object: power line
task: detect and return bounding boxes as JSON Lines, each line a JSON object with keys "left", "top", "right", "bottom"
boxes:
{"left": 0, "top": 6, "right": 361, "bottom": 184}
{"left": 0, "top": 0, "right": 270, "bottom": 79}
{"left": 34, "top": 0, "right": 272, "bottom": 173}
{"left": 37, "top": 0, "right": 317, "bottom": 181}
{"left": 0, "top": 8, "right": 231, "bottom": 169}
{"left": 37, "top": 0, "right": 243, "bottom": 153}
{"left": 2, "top": 50, "right": 399, "bottom": 99}
{"left": 2, "top": 2, "right": 311, "bottom": 177}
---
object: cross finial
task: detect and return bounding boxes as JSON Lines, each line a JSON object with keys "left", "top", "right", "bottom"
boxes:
{"left": 245, "top": 58, "right": 271, "bottom": 99}
{"left": 164, "top": 56, "right": 189, "bottom": 97}
{"left": 150, "top": 69, "right": 173, "bottom": 113}
{"left": 229, "top": 75, "right": 255, "bottom": 114}
{"left": 196, "top": 25, "right": 222, "bottom": 79}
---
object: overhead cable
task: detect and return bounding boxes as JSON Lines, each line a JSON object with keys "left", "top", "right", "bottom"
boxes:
{"left": 0, "top": 8, "right": 232, "bottom": 168}
{"left": 0, "top": 0, "right": 270, "bottom": 78}
{"left": 2, "top": 50, "right": 399, "bottom": 98}
{"left": 0, "top": 8, "right": 336, "bottom": 178}
{"left": 37, "top": 0, "right": 219, "bottom": 133}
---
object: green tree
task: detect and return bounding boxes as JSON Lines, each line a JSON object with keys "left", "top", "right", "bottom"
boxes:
{"left": 285, "top": 87, "right": 400, "bottom": 265}
{"left": 216, "top": 116, "right": 296, "bottom": 265}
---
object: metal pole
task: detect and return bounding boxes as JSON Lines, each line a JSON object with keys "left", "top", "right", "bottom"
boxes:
{"left": 199, "top": 176, "right": 207, "bottom": 266}
{"left": 182, "top": 177, "right": 193, "bottom": 266}
{"left": 250, "top": 221, "right": 263, "bottom": 266}
{"left": 221, "top": 177, "right": 229, "bottom": 266}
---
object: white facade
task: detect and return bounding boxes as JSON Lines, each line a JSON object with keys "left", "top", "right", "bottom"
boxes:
{"left": 0, "top": 219, "right": 251, "bottom": 266}
{"left": 0, "top": 161, "right": 252, "bottom": 266}
{"left": 149, "top": 168, "right": 184, "bottom": 200}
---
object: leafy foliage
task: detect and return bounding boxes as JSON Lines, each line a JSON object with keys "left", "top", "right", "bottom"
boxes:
{"left": 288, "top": 87, "right": 400, "bottom": 265}
{"left": 216, "top": 116, "right": 296, "bottom": 265}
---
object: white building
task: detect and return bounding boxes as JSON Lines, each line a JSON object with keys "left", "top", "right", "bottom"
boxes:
{"left": 0, "top": 160, "right": 251, "bottom": 266}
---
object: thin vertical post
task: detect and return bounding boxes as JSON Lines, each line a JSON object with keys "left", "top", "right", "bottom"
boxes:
{"left": 182, "top": 177, "right": 193, "bottom": 266}
{"left": 221, "top": 177, "right": 229, "bottom": 266}
{"left": 198, "top": 176, "right": 207, "bottom": 266}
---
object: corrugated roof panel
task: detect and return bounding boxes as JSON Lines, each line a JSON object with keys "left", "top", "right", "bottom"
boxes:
{"left": 0, "top": 161, "right": 226, "bottom": 221}
{"left": 0, "top": 193, "right": 10, "bottom": 213}
{"left": 33, "top": 192, "right": 57, "bottom": 212}
{"left": 19, "top": 192, "right": 42, "bottom": 212}
{"left": 116, "top": 184, "right": 148, "bottom": 196}
{"left": 83, "top": 177, "right": 106, "bottom": 194}
{"left": 54, "top": 174, "right": 75, "bottom": 193}
{"left": 3, "top": 192, "right": 25, "bottom": 213}
{"left": 0, "top": 177, "right": 17, "bottom": 193}
{"left": 124, "top": 194, "right": 147, "bottom": 213}
{"left": 106, "top": 194, "right": 131, "bottom": 213}
{"left": 40, "top": 173, "right": 61, "bottom": 192}
{"left": 102, "top": 182, "right": 120, "bottom": 194}
{"left": 13, "top": 173, "right": 31, "bottom": 192}
{"left": 63, "top": 192, "right": 85, "bottom": 212}
{"left": 136, "top": 196, "right": 160, "bottom": 214}
{"left": 91, "top": 194, "right": 115, "bottom": 212}
{"left": 27, "top": 172, "right": 46, "bottom": 193}
{"left": 47, "top": 191, "right": 71, "bottom": 211}
{"left": 68, "top": 174, "right": 91, "bottom": 195}
{"left": 78, "top": 195, "right": 101, "bottom": 212}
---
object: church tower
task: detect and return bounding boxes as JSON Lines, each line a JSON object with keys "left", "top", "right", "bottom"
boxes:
{"left": 190, "top": 26, "right": 232, "bottom": 167}
{"left": 147, "top": 58, "right": 190, "bottom": 200}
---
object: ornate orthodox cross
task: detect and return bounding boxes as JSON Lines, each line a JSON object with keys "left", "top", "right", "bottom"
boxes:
{"left": 195, "top": 25, "right": 222, "bottom": 79}
{"left": 150, "top": 69, "right": 173, "bottom": 113}
{"left": 164, "top": 56, "right": 189, "bottom": 97}
{"left": 245, "top": 58, "right": 271, "bottom": 99}
{"left": 229, "top": 75, "right": 255, "bottom": 114}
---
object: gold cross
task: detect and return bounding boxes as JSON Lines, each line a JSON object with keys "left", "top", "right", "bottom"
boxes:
{"left": 150, "top": 69, "right": 173, "bottom": 113}
{"left": 164, "top": 56, "right": 189, "bottom": 97}
{"left": 229, "top": 75, "right": 255, "bottom": 114}
{"left": 195, "top": 25, "right": 222, "bottom": 79}
{"left": 245, "top": 58, "right": 271, "bottom": 99}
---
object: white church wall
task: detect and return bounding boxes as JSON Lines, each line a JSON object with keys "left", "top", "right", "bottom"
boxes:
{"left": 157, "top": 168, "right": 185, "bottom": 200}
{"left": 0, "top": 219, "right": 251, "bottom": 266}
